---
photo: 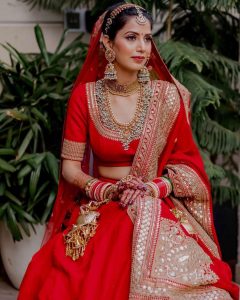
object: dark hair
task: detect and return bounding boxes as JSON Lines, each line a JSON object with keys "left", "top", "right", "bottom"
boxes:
{"left": 101, "top": 2, "right": 153, "bottom": 40}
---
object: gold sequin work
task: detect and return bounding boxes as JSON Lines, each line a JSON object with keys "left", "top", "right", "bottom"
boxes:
{"left": 128, "top": 198, "right": 229, "bottom": 299}
{"left": 166, "top": 164, "right": 215, "bottom": 244}
{"left": 130, "top": 81, "right": 180, "bottom": 180}
{"left": 61, "top": 140, "right": 86, "bottom": 161}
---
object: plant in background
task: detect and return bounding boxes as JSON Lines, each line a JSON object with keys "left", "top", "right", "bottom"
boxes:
{"left": 0, "top": 25, "right": 87, "bottom": 240}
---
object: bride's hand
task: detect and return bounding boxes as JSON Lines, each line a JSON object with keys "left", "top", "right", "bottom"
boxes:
{"left": 117, "top": 175, "right": 152, "bottom": 208}
{"left": 118, "top": 183, "right": 151, "bottom": 209}
{"left": 117, "top": 175, "right": 146, "bottom": 192}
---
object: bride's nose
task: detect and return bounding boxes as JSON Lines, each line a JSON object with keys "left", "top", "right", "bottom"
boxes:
{"left": 136, "top": 38, "right": 146, "bottom": 52}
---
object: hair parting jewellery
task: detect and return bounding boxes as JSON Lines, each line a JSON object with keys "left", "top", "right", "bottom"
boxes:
{"left": 104, "top": 4, "right": 147, "bottom": 34}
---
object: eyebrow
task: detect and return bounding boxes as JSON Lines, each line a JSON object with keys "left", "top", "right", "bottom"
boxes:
{"left": 124, "top": 31, "right": 152, "bottom": 36}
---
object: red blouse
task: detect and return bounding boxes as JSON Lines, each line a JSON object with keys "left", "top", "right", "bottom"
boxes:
{"left": 61, "top": 83, "right": 140, "bottom": 166}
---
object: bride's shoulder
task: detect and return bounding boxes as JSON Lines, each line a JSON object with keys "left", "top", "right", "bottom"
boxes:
{"left": 151, "top": 79, "right": 177, "bottom": 90}
{"left": 151, "top": 80, "right": 179, "bottom": 97}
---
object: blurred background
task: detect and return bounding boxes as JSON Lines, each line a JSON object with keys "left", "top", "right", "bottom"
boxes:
{"left": 0, "top": 0, "right": 239, "bottom": 298}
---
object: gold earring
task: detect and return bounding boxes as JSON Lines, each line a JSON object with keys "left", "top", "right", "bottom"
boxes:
{"left": 104, "top": 48, "right": 117, "bottom": 80}
{"left": 138, "top": 59, "right": 150, "bottom": 84}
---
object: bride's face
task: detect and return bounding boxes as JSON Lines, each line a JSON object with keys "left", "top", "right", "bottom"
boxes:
{"left": 108, "top": 16, "right": 152, "bottom": 73}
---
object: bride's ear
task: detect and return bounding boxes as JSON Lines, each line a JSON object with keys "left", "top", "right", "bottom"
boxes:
{"left": 101, "top": 34, "right": 113, "bottom": 50}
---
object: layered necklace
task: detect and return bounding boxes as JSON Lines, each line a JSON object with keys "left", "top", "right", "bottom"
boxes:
{"left": 95, "top": 79, "right": 152, "bottom": 150}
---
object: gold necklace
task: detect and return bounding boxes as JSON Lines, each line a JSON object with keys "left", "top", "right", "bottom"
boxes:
{"left": 105, "top": 79, "right": 140, "bottom": 97}
{"left": 106, "top": 87, "right": 141, "bottom": 128}
{"left": 95, "top": 80, "right": 152, "bottom": 150}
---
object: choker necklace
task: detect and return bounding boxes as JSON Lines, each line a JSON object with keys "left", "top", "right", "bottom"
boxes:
{"left": 105, "top": 80, "right": 140, "bottom": 97}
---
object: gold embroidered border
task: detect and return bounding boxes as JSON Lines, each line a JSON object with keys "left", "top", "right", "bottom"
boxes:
{"left": 170, "top": 196, "right": 220, "bottom": 258}
{"left": 171, "top": 76, "right": 191, "bottom": 124}
{"left": 165, "top": 164, "right": 215, "bottom": 244}
{"left": 130, "top": 81, "right": 180, "bottom": 180}
{"left": 61, "top": 139, "right": 86, "bottom": 161}
{"left": 129, "top": 197, "right": 222, "bottom": 299}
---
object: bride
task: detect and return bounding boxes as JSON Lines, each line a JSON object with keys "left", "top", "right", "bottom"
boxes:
{"left": 18, "top": 2, "right": 239, "bottom": 299}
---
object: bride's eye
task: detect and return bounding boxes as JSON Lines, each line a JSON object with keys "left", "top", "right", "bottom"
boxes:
{"left": 145, "top": 36, "right": 152, "bottom": 42}
{"left": 126, "top": 35, "right": 136, "bottom": 41}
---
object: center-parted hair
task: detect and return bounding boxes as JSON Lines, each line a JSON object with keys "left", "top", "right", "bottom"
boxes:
{"left": 101, "top": 2, "right": 153, "bottom": 40}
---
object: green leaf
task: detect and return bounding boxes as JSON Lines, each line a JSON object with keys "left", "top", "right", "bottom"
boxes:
{"left": 17, "top": 164, "right": 32, "bottom": 179}
{"left": 0, "top": 148, "right": 16, "bottom": 156}
{"left": 31, "top": 107, "right": 48, "bottom": 127}
{"left": 5, "top": 109, "right": 28, "bottom": 121}
{"left": 10, "top": 203, "right": 36, "bottom": 223}
{"left": 54, "top": 29, "right": 68, "bottom": 54}
{"left": 0, "top": 182, "right": 6, "bottom": 196}
{"left": 4, "top": 190, "right": 22, "bottom": 206}
{"left": 0, "top": 203, "right": 8, "bottom": 219}
{"left": 16, "top": 128, "right": 34, "bottom": 160}
{"left": 18, "top": 220, "right": 31, "bottom": 237}
{"left": 0, "top": 158, "right": 16, "bottom": 172}
{"left": 28, "top": 152, "right": 46, "bottom": 169}
{"left": 41, "top": 189, "right": 56, "bottom": 223}
{"left": 1, "top": 43, "right": 29, "bottom": 68}
{"left": 29, "top": 165, "right": 41, "bottom": 199}
{"left": 6, "top": 207, "right": 23, "bottom": 241}
{"left": 45, "top": 152, "right": 59, "bottom": 184}
{"left": 34, "top": 25, "right": 50, "bottom": 66}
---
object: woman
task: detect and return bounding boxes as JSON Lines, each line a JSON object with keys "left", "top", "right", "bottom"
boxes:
{"left": 18, "top": 2, "right": 239, "bottom": 299}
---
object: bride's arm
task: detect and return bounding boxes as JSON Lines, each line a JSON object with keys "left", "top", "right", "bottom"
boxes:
{"left": 62, "top": 159, "right": 93, "bottom": 189}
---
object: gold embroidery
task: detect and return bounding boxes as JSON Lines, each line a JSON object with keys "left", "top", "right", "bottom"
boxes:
{"left": 130, "top": 81, "right": 180, "bottom": 180}
{"left": 61, "top": 139, "right": 86, "bottom": 161}
{"left": 87, "top": 80, "right": 152, "bottom": 150}
{"left": 173, "top": 287, "right": 232, "bottom": 299}
{"left": 129, "top": 197, "right": 221, "bottom": 299}
{"left": 152, "top": 218, "right": 218, "bottom": 286}
{"left": 129, "top": 287, "right": 232, "bottom": 300}
{"left": 166, "top": 164, "right": 215, "bottom": 243}
{"left": 170, "top": 197, "right": 220, "bottom": 259}
{"left": 170, "top": 207, "right": 195, "bottom": 234}
{"left": 171, "top": 76, "right": 191, "bottom": 124}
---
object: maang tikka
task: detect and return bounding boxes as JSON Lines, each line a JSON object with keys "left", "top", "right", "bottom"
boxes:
{"left": 104, "top": 48, "right": 117, "bottom": 80}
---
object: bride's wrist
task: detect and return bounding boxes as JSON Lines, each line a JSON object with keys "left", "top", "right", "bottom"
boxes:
{"left": 84, "top": 178, "right": 116, "bottom": 202}
{"left": 145, "top": 176, "right": 173, "bottom": 198}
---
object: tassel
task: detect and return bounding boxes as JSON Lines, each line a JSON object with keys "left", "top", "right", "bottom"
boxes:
{"left": 64, "top": 210, "right": 100, "bottom": 261}
{"left": 64, "top": 198, "right": 110, "bottom": 261}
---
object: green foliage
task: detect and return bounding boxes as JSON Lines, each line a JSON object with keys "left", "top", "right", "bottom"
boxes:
{"left": 0, "top": 25, "right": 87, "bottom": 240}
{"left": 158, "top": 39, "right": 240, "bottom": 205}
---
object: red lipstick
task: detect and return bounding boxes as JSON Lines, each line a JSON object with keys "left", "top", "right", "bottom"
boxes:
{"left": 131, "top": 56, "right": 145, "bottom": 62}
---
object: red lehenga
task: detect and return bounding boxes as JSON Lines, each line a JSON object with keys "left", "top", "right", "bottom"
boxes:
{"left": 18, "top": 12, "right": 239, "bottom": 300}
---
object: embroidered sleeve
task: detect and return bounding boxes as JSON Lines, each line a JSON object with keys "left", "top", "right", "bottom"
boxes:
{"left": 61, "top": 84, "right": 88, "bottom": 161}
{"left": 61, "top": 140, "right": 86, "bottom": 161}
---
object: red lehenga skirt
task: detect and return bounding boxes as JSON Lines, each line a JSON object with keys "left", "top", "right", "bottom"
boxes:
{"left": 18, "top": 198, "right": 239, "bottom": 300}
